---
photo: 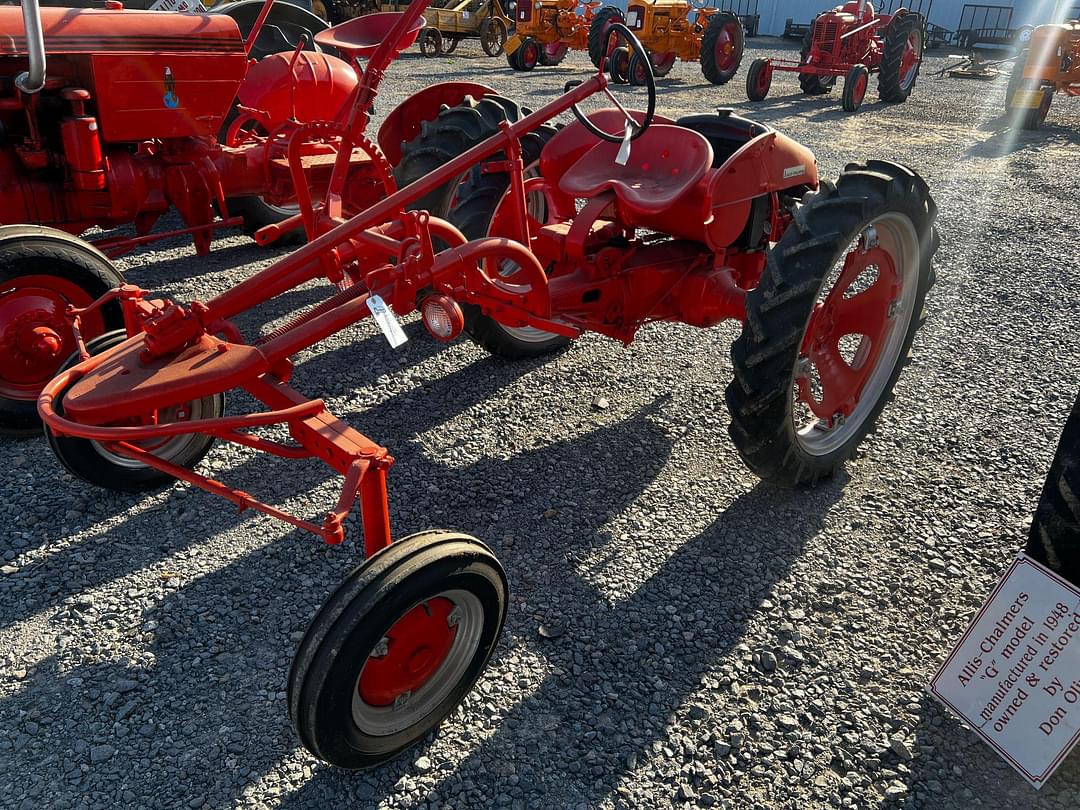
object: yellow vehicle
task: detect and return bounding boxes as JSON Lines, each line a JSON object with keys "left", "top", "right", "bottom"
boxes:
{"left": 504, "top": 0, "right": 604, "bottom": 70}
{"left": 417, "top": 0, "right": 512, "bottom": 57}
{"left": 1007, "top": 19, "right": 1080, "bottom": 129}
{"left": 589, "top": 1, "right": 745, "bottom": 84}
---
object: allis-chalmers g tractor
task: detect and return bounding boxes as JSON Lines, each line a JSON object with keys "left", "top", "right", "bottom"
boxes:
{"left": 744, "top": 0, "right": 924, "bottom": 112}
{"left": 0, "top": 0, "right": 531, "bottom": 433}
{"left": 35, "top": 8, "right": 939, "bottom": 768}
{"left": 504, "top": 0, "right": 599, "bottom": 70}
{"left": 587, "top": 1, "right": 746, "bottom": 85}
{"left": 1007, "top": 18, "right": 1080, "bottom": 130}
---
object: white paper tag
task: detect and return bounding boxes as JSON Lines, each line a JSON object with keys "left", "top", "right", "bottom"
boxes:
{"left": 366, "top": 294, "right": 408, "bottom": 348}
{"left": 929, "top": 554, "right": 1080, "bottom": 788}
{"left": 615, "top": 121, "right": 633, "bottom": 167}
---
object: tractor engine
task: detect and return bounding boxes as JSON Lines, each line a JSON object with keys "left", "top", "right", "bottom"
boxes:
{"left": 0, "top": 7, "right": 251, "bottom": 242}
{"left": 811, "top": 2, "right": 883, "bottom": 64}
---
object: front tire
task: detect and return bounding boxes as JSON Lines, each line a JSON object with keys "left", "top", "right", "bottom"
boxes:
{"left": 1007, "top": 55, "right": 1053, "bottom": 130}
{"left": 45, "top": 331, "right": 224, "bottom": 493}
{"left": 700, "top": 11, "right": 745, "bottom": 85}
{"left": 842, "top": 64, "right": 869, "bottom": 112}
{"left": 0, "top": 226, "right": 124, "bottom": 435}
{"left": 746, "top": 58, "right": 772, "bottom": 101}
{"left": 727, "top": 162, "right": 938, "bottom": 486}
{"left": 289, "top": 531, "right": 508, "bottom": 769}
{"left": 1027, "top": 393, "right": 1080, "bottom": 585}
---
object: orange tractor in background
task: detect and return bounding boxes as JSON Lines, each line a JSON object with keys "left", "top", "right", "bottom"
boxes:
{"left": 504, "top": 0, "right": 601, "bottom": 69}
{"left": 1007, "top": 19, "right": 1080, "bottom": 129}
{"left": 589, "top": 1, "right": 745, "bottom": 84}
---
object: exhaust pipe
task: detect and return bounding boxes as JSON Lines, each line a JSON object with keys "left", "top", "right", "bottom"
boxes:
{"left": 15, "top": 0, "right": 46, "bottom": 94}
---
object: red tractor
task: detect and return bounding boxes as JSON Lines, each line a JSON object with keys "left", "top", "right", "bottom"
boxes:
{"left": 37, "top": 18, "right": 939, "bottom": 768}
{"left": 0, "top": 0, "right": 529, "bottom": 433}
{"left": 744, "top": 1, "right": 924, "bottom": 112}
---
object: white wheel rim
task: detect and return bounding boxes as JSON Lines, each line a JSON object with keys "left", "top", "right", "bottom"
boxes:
{"left": 92, "top": 396, "right": 216, "bottom": 469}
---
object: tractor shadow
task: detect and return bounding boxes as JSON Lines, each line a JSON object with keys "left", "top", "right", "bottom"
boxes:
{"left": 962, "top": 116, "right": 1080, "bottom": 159}
{"left": 0, "top": 398, "right": 681, "bottom": 807}
{"left": 0, "top": 333, "right": 533, "bottom": 630}
{"left": 282, "top": 476, "right": 845, "bottom": 807}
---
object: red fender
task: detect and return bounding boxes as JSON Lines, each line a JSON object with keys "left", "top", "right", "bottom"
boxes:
{"left": 377, "top": 82, "right": 498, "bottom": 167}
{"left": 235, "top": 50, "right": 359, "bottom": 130}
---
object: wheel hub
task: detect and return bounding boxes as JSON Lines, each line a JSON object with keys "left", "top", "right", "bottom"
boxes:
{"left": 357, "top": 596, "right": 458, "bottom": 707}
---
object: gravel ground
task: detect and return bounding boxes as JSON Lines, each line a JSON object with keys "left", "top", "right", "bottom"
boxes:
{"left": 2, "top": 37, "right": 1080, "bottom": 810}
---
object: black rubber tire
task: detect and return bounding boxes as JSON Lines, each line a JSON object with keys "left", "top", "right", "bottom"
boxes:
{"left": 516, "top": 37, "right": 540, "bottom": 70}
{"left": 394, "top": 95, "right": 551, "bottom": 222}
{"left": 419, "top": 28, "right": 443, "bottom": 57}
{"left": 798, "top": 28, "right": 835, "bottom": 95}
{"left": 1007, "top": 55, "right": 1053, "bottom": 130}
{"left": 506, "top": 42, "right": 524, "bottom": 70}
{"left": 878, "top": 12, "right": 923, "bottom": 103}
{"left": 726, "top": 161, "right": 939, "bottom": 486}
{"left": 628, "top": 51, "right": 650, "bottom": 86}
{"left": 700, "top": 11, "right": 745, "bottom": 86}
{"left": 746, "top": 57, "right": 771, "bottom": 101}
{"left": 445, "top": 123, "right": 567, "bottom": 359}
{"left": 608, "top": 46, "right": 630, "bottom": 83}
{"left": 0, "top": 226, "right": 125, "bottom": 436}
{"left": 44, "top": 331, "right": 224, "bottom": 493}
{"left": 842, "top": 64, "right": 869, "bottom": 112}
{"left": 289, "top": 531, "right": 508, "bottom": 769}
{"left": 587, "top": 6, "right": 625, "bottom": 69}
{"left": 1027, "top": 393, "right": 1080, "bottom": 585}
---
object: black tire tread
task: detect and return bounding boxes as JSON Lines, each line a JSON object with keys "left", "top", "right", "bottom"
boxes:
{"left": 878, "top": 11, "right": 922, "bottom": 103}
{"left": 587, "top": 6, "right": 625, "bottom": 68}
{"left": 726, "top": 161, "right": 938, "bottom": 486}
{"left": 1027, "top": 394, "right": 1080, "bottom": 584}
{"left": 700, "top": 11, "right": 745, "bottom": 86}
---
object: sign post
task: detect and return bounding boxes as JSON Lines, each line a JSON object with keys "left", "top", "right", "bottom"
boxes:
{"left": 930, "top": 554, "right": 1080, "bottom": 788}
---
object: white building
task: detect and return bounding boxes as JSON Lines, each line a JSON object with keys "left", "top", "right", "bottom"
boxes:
{"left": 749, "top": 0, "right": 1079, "bottom": 37}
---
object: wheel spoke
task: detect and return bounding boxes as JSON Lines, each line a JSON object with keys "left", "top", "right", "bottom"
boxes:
{"left": 831, "top": 275, "right": 894, "bottom": 341}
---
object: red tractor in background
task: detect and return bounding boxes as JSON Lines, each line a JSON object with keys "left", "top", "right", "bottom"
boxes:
{"left": 744, "top": 1, "right": 924, "bottom": 112}
{"left": 0, "top": 0, "right": 531, "bottom": 434}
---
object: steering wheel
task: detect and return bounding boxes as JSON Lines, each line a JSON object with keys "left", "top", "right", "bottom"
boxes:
{"left": 570, "top": 23, "right": 656, "bottom": 143}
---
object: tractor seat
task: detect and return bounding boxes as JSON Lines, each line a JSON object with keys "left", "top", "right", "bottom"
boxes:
{"left": 314, "top": 12, "right": 423, "bottom": 59}
{"left": 558, "top": 125, "right": 713, "bottom": 216}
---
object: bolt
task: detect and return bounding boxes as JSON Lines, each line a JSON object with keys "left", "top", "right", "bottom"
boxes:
{"left": 832, "top": 412, "right": 847, "bottom": 428}
{"left": 393, "top": 690, "right": 411, "bottom": 709}
{"left": 447, "top": 607, "right": 462, "bottom": 628}
{"left": 371, "top": 637, "right": 389, "bottom": 658}
{"left": 887, "top": 299, "right": 901, "bottom": 318}
{"left": 795, "top": 356, "right": 812, "bottom": 377}
{"left": 860, "top": 226, "right": 879, "bottom": 251}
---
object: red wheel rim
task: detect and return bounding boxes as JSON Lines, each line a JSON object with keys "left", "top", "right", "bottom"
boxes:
{"left": 544, "top": 42, "right": 567, "bottom": 61}
{"left": 632, "top": 57, "right": 648, "bottom": 84}
{"left": 652, "top": 51, "right": 676, "bottom": 74}
{"left": 755, "top": 64, "right": 771, "bottom": 95}
{"left": 797, "top": 242, "right": 900, "bottom": 422}
{"left": 899, "top": 31, "right": 921, "bottom": 89}
{"left": 522, "top": 41, "right": 539, "bottom": 68}
{"left": 713, "top": 22, "right": 740, "bottom": 74}
{"left": 854, "top": 71, "right": 867, "bottom": 105}
{"left": 358, "top": 596, "right": 458, "bottom": 706}
{"left": 0, "top": 275, "right": 104, "bottom": 401}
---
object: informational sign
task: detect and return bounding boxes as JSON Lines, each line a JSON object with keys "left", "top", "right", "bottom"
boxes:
{"left": 149, "top": 0, "right": 207, "bottom": 12}
{"left": 930, "top": 554, "right": 1080, "bottom": 788}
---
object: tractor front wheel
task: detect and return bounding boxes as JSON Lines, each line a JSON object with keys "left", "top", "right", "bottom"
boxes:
{"left": 1007, "top": 55, "right": 1054, "bottom": 130}
{"left": 628, "top": 51, "right": 651, "bottom": 86}
{"left": 539, "top": 42, "right": 569, "bottom": 67}
{"left": 878, "top": 11, "right": 923, "bottom": 103}
{"left": 746, "top": 58, "right": 772, "bottom": 101}
{"left": 842, "top": 64, "right": 869, "bottom": 112}
{"left": 727, "top": 161, "right": 938, "bottom": 486}
{"left": 289, "top": 531, "right": 508, "bottom": 769}
{"left": 701, "top": 11, "right": 745, "bottom": 85}
{"left": 608, "top": 46, "right": 631, "bottom": 84}
{"left": 45, "top": 330, "right": 224, "bottom": 492}
{"left": 0, "top": 226, "right": 124, "bottom": 435}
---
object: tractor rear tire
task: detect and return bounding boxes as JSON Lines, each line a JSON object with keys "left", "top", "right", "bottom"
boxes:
{"left": 1026, "top": 393, "right": 1080, "bottom": 585}
{"left": 45, "top": 330, "right": 224, "bottom": 493}
{"left": 727, "top": 161, "right": 938, "bottom": 486}
{"left": 700, "top": 11, "right": 745, "bottom": 85}
{"left": 878, "top": 12, "right": 923, "bottom": 103}
{"left": 289, "top": 531, "right": 507, "bottom": 769}
{"left": 445, "top": 122, "right": 567, "bottom": 360}
{"left": 394, "top": 95, "right": 551, "bottom": 222}
{"left": 587, "top": 6, "right": 625, "bottom": 69}
{"left": 798, "top": 28, "right": 835, "bottom": 95}
{"left": 0, "top": 226, "right": 124, "bottom": 435}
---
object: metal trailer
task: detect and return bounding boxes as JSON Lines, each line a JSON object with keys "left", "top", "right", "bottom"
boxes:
{"left": 717, "top": 0, "right": 759, "bottom": 37}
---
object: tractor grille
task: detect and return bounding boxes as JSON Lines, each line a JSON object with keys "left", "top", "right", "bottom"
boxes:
{"left": 813, "top": 19, "right": 840, "bottom": 55}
